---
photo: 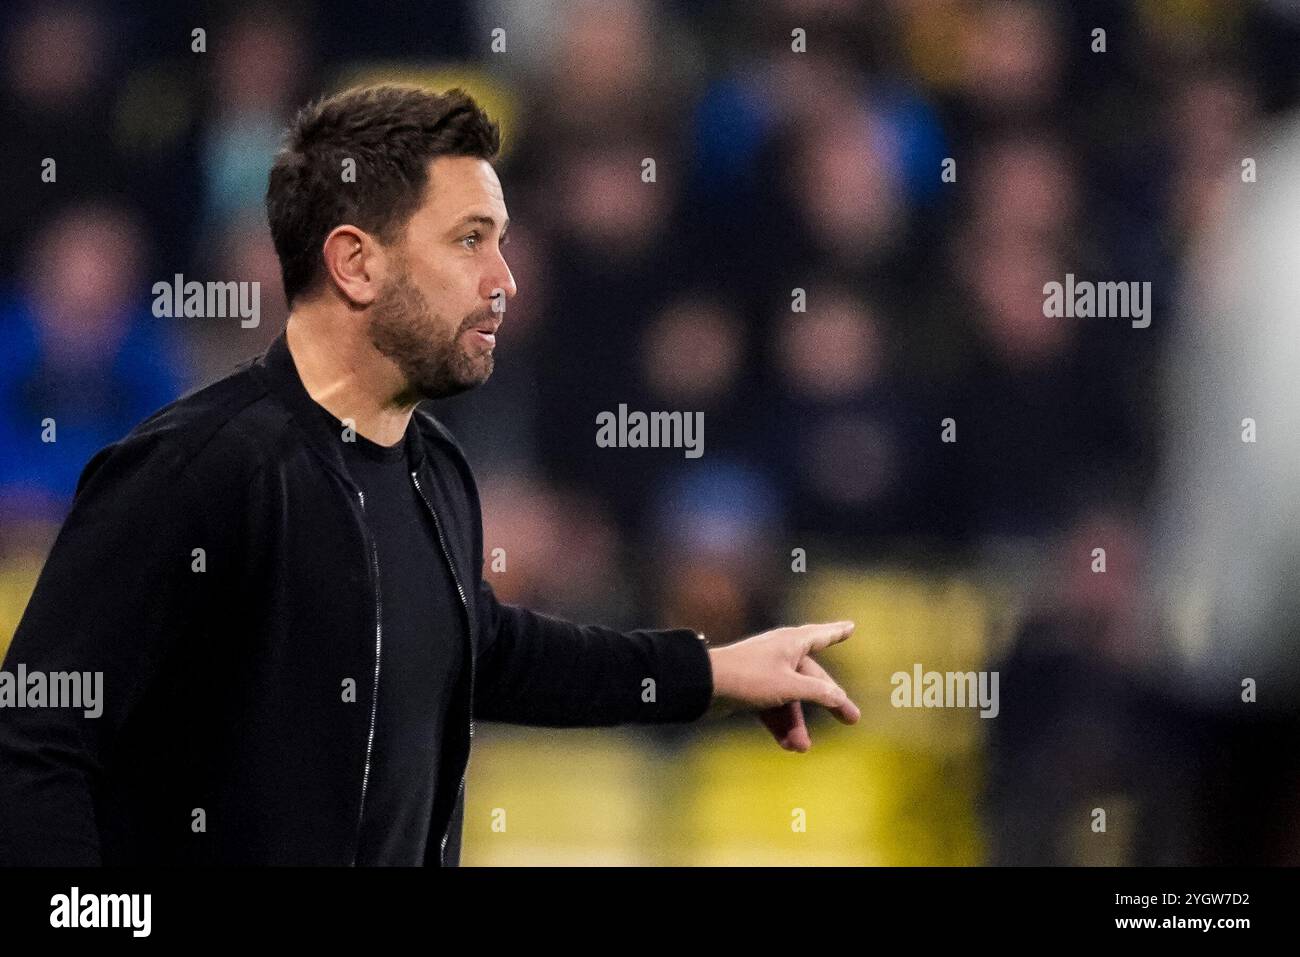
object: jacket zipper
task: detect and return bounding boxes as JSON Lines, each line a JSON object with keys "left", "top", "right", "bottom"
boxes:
{"left": 410, "top": 469, "right": 475, "bottom": 866}
{"left": 352, "top": 488, "right": 383, "bottom": 866}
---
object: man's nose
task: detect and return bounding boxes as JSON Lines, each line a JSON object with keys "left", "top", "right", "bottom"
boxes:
{"left": 484, "top": 255, "right": 518, "bottom": 305}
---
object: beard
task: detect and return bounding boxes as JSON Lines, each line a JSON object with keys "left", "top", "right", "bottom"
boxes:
{"left": 366, "top": 260, "right": 496, "bottom": 400}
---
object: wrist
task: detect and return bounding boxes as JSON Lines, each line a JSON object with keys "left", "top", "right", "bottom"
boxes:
{"left": 703, "top": 645, "right": 739, "bottom": 719}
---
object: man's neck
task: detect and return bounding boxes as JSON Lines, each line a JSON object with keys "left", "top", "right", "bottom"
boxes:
{"left": 284, "top": 311, "right": 416, "bottom": 448}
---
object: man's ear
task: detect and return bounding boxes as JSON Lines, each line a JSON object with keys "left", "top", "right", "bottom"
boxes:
{"left": 321, "top": 225, "right": 382, "bottom": 306}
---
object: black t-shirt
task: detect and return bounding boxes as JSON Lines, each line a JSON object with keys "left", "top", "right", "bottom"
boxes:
{"left": 319, "top": 404, "right": 467, "bottom": 865}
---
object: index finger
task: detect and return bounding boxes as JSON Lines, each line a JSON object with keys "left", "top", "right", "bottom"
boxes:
{"left": 799, "top": 620, "right": 855, "bottom": 654}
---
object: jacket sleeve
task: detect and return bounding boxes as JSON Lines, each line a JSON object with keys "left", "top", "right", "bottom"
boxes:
{"left": 471, "top": 577, "right": 714, "bottom": 727}
{"left": 0, "top": 435, "right": 210, "bottom": 865}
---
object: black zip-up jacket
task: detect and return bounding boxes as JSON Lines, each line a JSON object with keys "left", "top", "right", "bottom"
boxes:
{"left": 0, "top": 331, "right": 714, "bottom": 866}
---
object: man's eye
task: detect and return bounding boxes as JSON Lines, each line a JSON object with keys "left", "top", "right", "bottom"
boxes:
{"left": 461, "top": 233, "right": 480, "bottom": 249}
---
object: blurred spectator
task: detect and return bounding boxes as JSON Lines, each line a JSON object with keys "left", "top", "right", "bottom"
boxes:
{"left": 199, "top": 5, "right": 310, "bottom": 226}
{"left": 0, "top": 1, "right": 118, "bottom": 278}
{"left": 0, "top": 202, "right": 187, "bottom": 521}
{"left": 984, "top": 509, "right": 1202, "bottom": 865}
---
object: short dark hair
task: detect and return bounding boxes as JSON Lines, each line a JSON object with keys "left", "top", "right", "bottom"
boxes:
{"left": 266, "top": 84, "right": 500, "bottom": 305}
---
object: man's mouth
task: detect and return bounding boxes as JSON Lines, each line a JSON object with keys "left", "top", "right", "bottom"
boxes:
{"left": 466, "top": 318, "right": 500, "bottom": 348}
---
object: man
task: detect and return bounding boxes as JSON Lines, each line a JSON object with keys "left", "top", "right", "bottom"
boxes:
{"left": 0, "top": 85, "right": 859, "bottom": 866}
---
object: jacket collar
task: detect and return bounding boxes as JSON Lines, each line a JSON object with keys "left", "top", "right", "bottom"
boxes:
{"left": 254, "top": 329, "right": 430, "bottom": 481}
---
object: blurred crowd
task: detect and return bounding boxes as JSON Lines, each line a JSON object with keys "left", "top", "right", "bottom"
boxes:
{"left": 3, "top": 0, "right": 1299, "bottom": 864}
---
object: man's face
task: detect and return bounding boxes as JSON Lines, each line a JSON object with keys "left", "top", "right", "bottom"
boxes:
{"left": 368, "top": 155, "right": 517, "bottom": 400}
